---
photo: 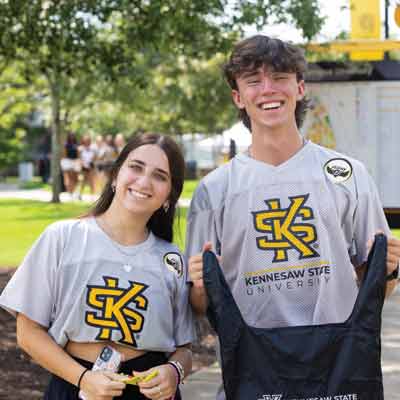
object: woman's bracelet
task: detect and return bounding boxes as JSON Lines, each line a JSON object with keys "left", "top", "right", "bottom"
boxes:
{"left": 167, "top": 361, "right": 180, "bottom": 386}
{"left": 77, "top": 368, "right": 89, "bottom": 389}
{"left": 167, "top": 360, "right": 185, "bottom": 384}
{"left": 167, "top": 361, "right": 181, "bottom": 385}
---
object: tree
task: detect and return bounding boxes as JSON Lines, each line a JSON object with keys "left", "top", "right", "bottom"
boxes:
{"left": 0, "top": 62, "right": 38, "bottom": 171}
{"left": 0, "top": 0, "right": 324, "bottom": 201}
{"left": 66, "top": 54, "right": 241, "bottom": 137}
{"left": 119, "top": 54, "right": 238, "bottom": 135}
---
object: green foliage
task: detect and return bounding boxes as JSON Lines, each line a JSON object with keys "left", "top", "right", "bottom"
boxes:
{"left": 0, "top": 0, "right": 325, "bottom": 112}
{"left": 230, "top": 0, "right": 324, "bottom": 41}
{"left": 149, "top": 55, "right": 237, "bottom": 134}
{"left": 285, "top": 0, "right": 325, "bottom": 40}
{"left": 0, "top": 1, "right": 236, "bottom": 81}
{"left": 0, "top": 64, "right": 33, "bottom": 169}
{"left": 0, "top": 132, "right": 23, "bottom": 169}
{"left": 97, "top": 53, "right": 238, "bottom": 135}
{"left": 0, "top": 1, "right": 325, "bottom": 198}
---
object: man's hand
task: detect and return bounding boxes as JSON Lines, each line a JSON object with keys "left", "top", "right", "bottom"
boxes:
{"left": 386, "top": 236, "right": 400, "bottom": 277}
{"left": 366, "top": 233, "right": 400, "bottom": 297}
{"left": 367, "top": 234, "right": 400, "bottom": 278}
{"left": 188, "top": 242, "right": 222, "bottom": 315}
{"left": 188, "top": 242, "right": 212, "bottom": 288}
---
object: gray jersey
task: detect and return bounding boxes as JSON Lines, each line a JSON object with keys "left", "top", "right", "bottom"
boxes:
{"left": 186, "top": 141, "right": 390, "bottom": 329}
{"left": 0, "top": 217, "right": 195, "bottom": 351}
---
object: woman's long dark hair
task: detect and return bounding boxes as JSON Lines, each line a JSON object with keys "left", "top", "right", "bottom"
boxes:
{"left": 89, "top": 133, "right": 185, "bottom": 243}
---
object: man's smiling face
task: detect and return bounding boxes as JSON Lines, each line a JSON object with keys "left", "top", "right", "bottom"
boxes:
{"left": 231, "top": 66, "right": 305, "bottom": 133}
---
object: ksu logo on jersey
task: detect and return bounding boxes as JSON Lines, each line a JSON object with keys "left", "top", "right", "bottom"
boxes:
{"left": 252, "top": 194, "right": 319, "bottom": 262}
{"left": 85, "top": 276, "right": 148, "bottom": 347}
{"left": 257, "top": 395, "right": 282, "bottom": 400}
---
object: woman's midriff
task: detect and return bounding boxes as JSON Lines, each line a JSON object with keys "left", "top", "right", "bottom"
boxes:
{"left": 66, "top": 340, "right": 146, "bottom": 363}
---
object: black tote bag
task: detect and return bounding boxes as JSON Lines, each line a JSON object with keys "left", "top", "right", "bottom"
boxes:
{"left": 203, "top": 234, "right": 387, "bottom": 400}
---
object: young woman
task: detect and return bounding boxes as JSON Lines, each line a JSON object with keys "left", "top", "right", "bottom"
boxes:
{"left": 0, "top": 133, "right": 195, "bottom": 400}
{"left": 61, "top": 132, "right": 81, "bottom": 197}
{"left": 78, "top": 135, "right": 97, "bottom": 198}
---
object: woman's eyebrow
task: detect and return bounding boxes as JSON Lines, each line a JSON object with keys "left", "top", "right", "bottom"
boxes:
{"left": 128, "top": 158, "right": 170, "bottom": 177}
{"left": 128, "top": 158, "right": 145, "bottom": 165}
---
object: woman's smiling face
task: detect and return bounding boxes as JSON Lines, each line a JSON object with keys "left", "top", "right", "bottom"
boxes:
{"left": 113, "top": 144, "right": 172, "bottom": 216}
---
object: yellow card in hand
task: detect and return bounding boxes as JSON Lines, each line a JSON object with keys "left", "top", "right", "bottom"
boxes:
{"left": 122, "top": 369, "right": 159, "bottom": 385}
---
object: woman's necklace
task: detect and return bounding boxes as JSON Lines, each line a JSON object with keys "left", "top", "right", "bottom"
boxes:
{"left": 97, "top": 217, "right": 147, "bottom": 273}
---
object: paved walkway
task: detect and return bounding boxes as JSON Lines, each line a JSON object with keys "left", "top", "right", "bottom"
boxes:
{"left": 181, "top": 363, "right": 221, "bottom": 399}
{"left": 0, "top": 184, "right": 191, "bottom": 207}
{"left": 381, "top": 289, "right": 400, "bottom": 399}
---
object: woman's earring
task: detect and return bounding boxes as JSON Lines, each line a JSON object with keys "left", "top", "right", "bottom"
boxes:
{"left": 163, "top": 201, "right": 170, "bottom": 213}
{"left": 111, "top": 184, "right": 116, "bottom": 193}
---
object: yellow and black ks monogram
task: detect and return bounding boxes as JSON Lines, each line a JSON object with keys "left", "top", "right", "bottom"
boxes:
{"left": 85, "top": 276, "right": 148, "bottom": 347}
{"left": 252, "top": 194, "right": 319, "bottom": 262}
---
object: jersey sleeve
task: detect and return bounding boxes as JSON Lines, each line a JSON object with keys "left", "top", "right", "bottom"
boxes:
{"left": 0, "top": 222, "right": 63, "bottom": 328}
{"left": 352, "top": 165, "right": 391, "bottom": 266}
{"left": 173, "top": 257, "right": 197, "bottom": 346}
{"left": 185, "top": 181, "right": 222, "bottom": 275}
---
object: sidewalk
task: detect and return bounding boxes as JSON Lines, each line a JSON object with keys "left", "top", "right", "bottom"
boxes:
{"left": 0, "top": 184, "right": 191, "bottom": 207}
{"left": 181, "top": 363, "right": 221, "bottom": 399}
{"left": 181, "top": 290, "right": 400, "bottom": 399}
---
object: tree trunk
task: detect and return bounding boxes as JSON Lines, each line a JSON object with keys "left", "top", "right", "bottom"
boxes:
{"left": 48, "top": 76, "right": 62, "bottom": 203}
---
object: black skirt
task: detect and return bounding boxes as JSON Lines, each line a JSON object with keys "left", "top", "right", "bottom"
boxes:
{"left": 43, "top": 351, "right": 182, "bottom": 400}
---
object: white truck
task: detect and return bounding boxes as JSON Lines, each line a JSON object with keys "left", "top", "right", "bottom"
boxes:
{"left": 302, "top": 78, "right": 400, "bottom": 227}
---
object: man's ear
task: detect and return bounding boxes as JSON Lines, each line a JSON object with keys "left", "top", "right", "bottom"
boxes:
{"left": 232, "top": 89, "right": 245, "bottom": 109}
{"left": 297, "top": 80, "right": 305, "bottom": 101}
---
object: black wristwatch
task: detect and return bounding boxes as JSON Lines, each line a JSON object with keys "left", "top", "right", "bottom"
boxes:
{"left": 386, "top": 265, "right": 399, "bottom": 281}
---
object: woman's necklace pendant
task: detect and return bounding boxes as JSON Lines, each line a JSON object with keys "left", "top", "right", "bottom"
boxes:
{"left": 123, "top": 264, "right": 132, "bottom": 272}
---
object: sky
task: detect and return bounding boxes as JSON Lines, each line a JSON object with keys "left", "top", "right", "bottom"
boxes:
{"left": 248, "top": 0, "right": 400, "bottom": 43}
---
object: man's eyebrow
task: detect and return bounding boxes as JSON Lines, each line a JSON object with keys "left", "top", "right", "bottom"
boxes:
{"left": 240, "top": 70, "right": 260, "bottom": 79}
{"left": 128, "top": 158, "right": 170, "bottom": 176}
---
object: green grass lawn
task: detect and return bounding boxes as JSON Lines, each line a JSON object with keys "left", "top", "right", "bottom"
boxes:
{"left": 182, "top": 179, "right": 199, "bottom": 199}
{"left": 0, "top": 199, "right": 188, "bottom": 267}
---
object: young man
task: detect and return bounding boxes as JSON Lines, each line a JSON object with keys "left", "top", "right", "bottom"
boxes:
{"left": 185, "top": 35, "right": 400, "bottom": 399}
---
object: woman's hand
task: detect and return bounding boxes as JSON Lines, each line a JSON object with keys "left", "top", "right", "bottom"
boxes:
{"left": 80, "top": 370, "right": 126, "bottom": 400}
{"left": 16, "top": 314, "right": 126, "bottom": 399}
{"left": 135, "top": 364, "right": 178, "bottom": 400}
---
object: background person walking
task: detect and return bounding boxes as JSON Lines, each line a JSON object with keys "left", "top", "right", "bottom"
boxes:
{"left": 60, "top": 132, "right": 80, "bottom": 198}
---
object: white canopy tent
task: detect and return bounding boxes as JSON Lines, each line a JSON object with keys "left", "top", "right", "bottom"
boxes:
{"left": 220, "top": 122, "right": 251, "bottom": 153}
{"left": 181, "top": 122, "right": 252, "bottom": 170}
